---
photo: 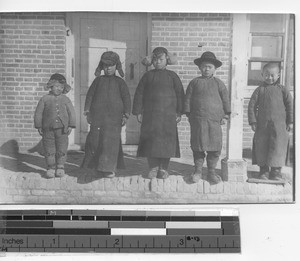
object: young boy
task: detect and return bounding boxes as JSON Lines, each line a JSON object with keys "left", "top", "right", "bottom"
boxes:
{"left": 184, "top": 51, "right": 231, "bottom": 184}
{"left": 248, "top": 62, "right": 293, "bottom": 181}
{"left": 132, "top": 47, "right": 184, "bottom": 179}
{"left": 81, "top": 51, "right": 131, "bottom": 178}
{"left": 34, "top": 73, "right": 76, "bottom": 178}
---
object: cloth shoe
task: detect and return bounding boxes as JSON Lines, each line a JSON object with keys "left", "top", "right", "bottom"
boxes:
{"left": 269, "top": 167, "right": 282, "bottom": 181}
{"left": 104, "top": 172, "right": 116, "bottom": 178}
{"left": 191, "top": 158, "right": 204, "bottom": 183}
{"left": 207, "top": 171, "right": 222, "bottom": 185}
{"left": 46, "top": 168, "right": 55, "bottom": 179}
{"left": 258, "top": 166, "right": 269, "bottom": 180}
{"left": 147, "top": 167, "right": 159, "bottom": 179}
{"left": 157, "top": 169, "right": 169, "bottom": 179}
{"left": 97, "top": 171, "right": 115, "bottom": 178}
{"left": 206, "top": 152, "right": 222, "bottom": 185}
{"left": 55, "top": 168, "right": 65, "bottom": 178}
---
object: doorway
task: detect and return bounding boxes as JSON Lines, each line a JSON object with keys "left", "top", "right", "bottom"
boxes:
{"left": 67, "top": 12, "right": 149, "bottom": 148}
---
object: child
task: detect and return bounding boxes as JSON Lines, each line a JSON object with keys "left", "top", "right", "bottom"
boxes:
{"left": 132, "top": 47, "right": 184, "bottom": 179}
{"left": 81, "top": 51, "right": 131, "bottom": 178}
{"left": 248, "top": 62, "right": 293, "bottom": 181}
{"left": 34, "top": 73, "right": 76, "bottom": 178}
{"left": 184, "top": 51, "right": 231, "bottom": 184}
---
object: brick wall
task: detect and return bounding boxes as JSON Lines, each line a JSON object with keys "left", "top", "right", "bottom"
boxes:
{"left": 150, "top": 13, "right": 232, "bottom": 154}
{"left": 0, "top": 12, "right": 66, "bottom": 152}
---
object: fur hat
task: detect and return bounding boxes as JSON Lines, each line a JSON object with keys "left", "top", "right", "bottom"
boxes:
{"left": 94, "top": 51, "right": 124, "bottom": 77}
{"left": 45, "top": 73, "right": 71, "bottom": 94}
{"left": 194, "top": 51, "right": 222, "bottom": 68}
{"left": 141, "top": 47, "right": 177, "bottom": 66}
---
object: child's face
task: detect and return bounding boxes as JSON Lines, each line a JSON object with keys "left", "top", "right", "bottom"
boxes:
{"left": 199, "top": 62, "right": 216, "bottom": 78}
{"left": 152, "top": 53, "right": 167, "bottom": 70}
{"left": 51, "top": 82, "right": 64, "bottom": 96}
{"left": 103, "top": 64, "right": 116, "bottom": 76}
{"left": 262, "top": 66, "right": 280, "bottom": 85}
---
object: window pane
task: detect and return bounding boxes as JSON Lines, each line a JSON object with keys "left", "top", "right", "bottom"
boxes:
{"left": 250, "top": 14, "right": 285, "bottom": 33}
{"left": 247, "top": 61, "right": 281, "bottom": 86}
{"left": 251, "top": 35, "right": 283, "bottom": 59}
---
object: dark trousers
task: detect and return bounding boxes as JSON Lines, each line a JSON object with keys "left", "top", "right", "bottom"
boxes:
{"left": 147, "top": 157, "right": 170, "bottom": 170}
{"left": 42, "top": 128, "right": 68, "bottom": 169}
{"left": 193, "top": 151, "right": 221, "bottom": 160}
{"left": 193, "top": 151, "right": 221, "bottom": 169}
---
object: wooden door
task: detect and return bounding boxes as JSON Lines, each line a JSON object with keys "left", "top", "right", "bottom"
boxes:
{"left": 71, "top": 12, "right": 148, "bottom": 147}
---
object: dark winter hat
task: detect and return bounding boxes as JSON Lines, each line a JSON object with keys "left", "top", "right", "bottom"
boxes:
{"left": 152, "top": 47, "right": 168, "bottom": 57}
{"left": 141, "top": 46, "right": 177, "bottom": 66}
{"left": 194, "top": 51, "right": 222, "bottom": 68}
{"left": 94, "top": 51, "right": 124, "bottom": 77}
{"left": 45, "top": 73, "right": 71, "bottom": 94}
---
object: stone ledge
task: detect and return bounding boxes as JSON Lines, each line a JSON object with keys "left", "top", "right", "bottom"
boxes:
{"left": 0, "top": 169, "right": 293, "bottom": 204}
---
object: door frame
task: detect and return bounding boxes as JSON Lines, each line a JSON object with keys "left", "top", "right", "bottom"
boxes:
{"left": 65, "top": 12, "right": 152, "bottom": 148}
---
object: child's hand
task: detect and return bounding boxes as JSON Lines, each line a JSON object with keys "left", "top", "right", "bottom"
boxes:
{"left": 38, "top": 128, "right": 43, "bottom": 136}
{"left": 121, "top": 116, "right": 127, "bottom": 126}
{"left": 84, "top": 112, "right": 91, "bottom": 124}
{"left": 220, "top": 115, "right": 229, "bottom": 125}
{"left": 286, "top": 124, "right": 293, "bottom": 132}
{"left": 67, "top": 127, "right": 72, "bottom": 135}
{"left": 176, "top": 114, "right": 181, "bottom": 123}
{"left": 137, "top": 114, "right": 143, "bottom": 123}
{"left": 251, "top": 123, "right": 257, "bottom": 132}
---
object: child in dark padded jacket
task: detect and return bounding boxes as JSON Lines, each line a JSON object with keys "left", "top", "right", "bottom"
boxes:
{"left": 132, "top": 47, "right": 184, "bottom": 179}
{"left": 248, "top": 62, "right": 293, "bottom": 181}
{"left": 81, "top": 51, "right": 131, "bottom": 178}
{"left": 184, "top": 52, "right": 231, "bottom": 185}
{"left": 34, "top": 73, "right": 76, "bottom": 178}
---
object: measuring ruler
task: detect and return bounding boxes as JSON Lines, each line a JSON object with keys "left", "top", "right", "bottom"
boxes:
{"left": 0, "top": 209, "right": 240, "bottom": 253}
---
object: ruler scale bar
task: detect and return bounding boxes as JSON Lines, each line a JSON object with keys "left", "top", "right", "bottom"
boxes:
{"left": 2, "top": 221, "right": 54, "bottom": 228}
{"left": 53, "top": 221, "right": 109, "bottom": 228}
{"left": 1, "top": 228, "right": 225, "bottom": 236}
{"left": 111, "top": 229, "right": 167, "bottom": 235}
{"left": 0, "top": 216, "right": 227, "bottom": 222}
{"left": 0, "top": 210, "right": 240, "bottom": 253}
{"left": 109, "top": 221, "right": 166, "bottom": 228}
{"left": 166, "top": 222, "right": 221, "bottom": 229}
{"left": 167, "top": 229, "right": 223, "bottom": 235}
{"left": 3, "top": 228, "right": 111, "bottom": 235}
{"left": 0, "top": 235, "right": 240, "bottom": 246}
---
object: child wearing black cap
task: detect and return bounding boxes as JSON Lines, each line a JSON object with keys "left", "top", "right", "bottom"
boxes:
{"left": 184, "top": 52, "right": 231, "bottom": 184}
{"left": 133, "top": 47, "right": 184, "bottom": 179}
{"left": 34, "top": 73, "right": 76, "bottom": 178}
{"left": 81, "top": 51, "right": 131, "bottom": 178}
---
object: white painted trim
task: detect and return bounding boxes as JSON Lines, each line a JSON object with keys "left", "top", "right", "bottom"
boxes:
{"left": 65, "top": 13, "right": 80, "bottom": 150}
{"left": 226, "top": 14, "right": 249, "bottom": 159}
